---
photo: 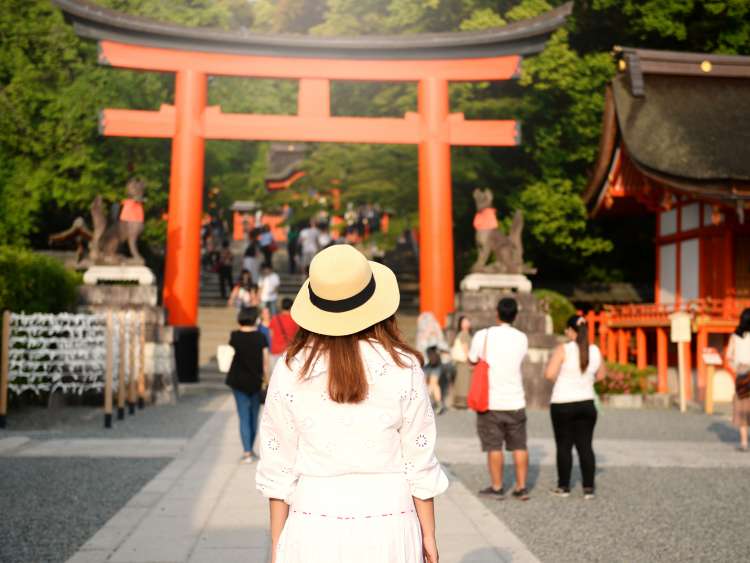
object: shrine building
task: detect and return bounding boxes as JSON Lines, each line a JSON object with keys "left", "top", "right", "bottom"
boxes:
{"left": 583, "top": 47, "right": 750, "bottom": 400}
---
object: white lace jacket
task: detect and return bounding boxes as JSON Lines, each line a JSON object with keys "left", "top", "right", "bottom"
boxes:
{"left": 255, "top": 341, "right": 449, "bottom": 502}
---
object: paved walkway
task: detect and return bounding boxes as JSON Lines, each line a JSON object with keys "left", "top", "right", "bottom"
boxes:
{"left": 437, "top": 435, "right": 750, "bottom": 469}
{"left": 66, "top": 397, "right": 538, "bottom": 563}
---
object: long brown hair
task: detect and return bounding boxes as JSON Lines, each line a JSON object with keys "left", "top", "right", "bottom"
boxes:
{"left": 285, "top": 316, "right": 423, "bottom": 403}
{"left": 566, "top": 315, "right": 589, "bottom": 372}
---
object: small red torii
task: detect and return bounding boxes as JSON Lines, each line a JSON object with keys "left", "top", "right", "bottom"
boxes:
{"left": 55, "top": 0, "right": 570, "bottom": 369}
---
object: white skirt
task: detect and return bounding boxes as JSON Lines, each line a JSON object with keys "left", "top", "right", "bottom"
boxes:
{"left": 276, "top": 473, "right": 423, "bottom": 563}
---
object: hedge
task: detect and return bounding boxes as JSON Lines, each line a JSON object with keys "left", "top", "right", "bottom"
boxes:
{"left": 0, "top": 247, "right": 81, "bottom": 313}
{"left": 533, "top": 289, "right": 576, "bottom": 334}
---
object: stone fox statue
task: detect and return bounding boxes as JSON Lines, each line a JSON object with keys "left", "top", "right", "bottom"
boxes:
{"left": 471, "top": 188, "right": 525, "bottom": 274}
{"left": 90, "top": 178, "right": 145, "bottom": 265}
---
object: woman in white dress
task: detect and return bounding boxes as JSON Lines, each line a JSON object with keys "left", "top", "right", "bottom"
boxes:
{"left": 256, "top": 244, "right": 449, "bottom": 563}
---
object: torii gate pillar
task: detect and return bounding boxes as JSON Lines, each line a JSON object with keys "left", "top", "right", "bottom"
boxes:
{"left": 164, "top": 70, "right": 207, "bottom": 327}
{"left": 418, "top": 78, "right": 454, "bottom": 319}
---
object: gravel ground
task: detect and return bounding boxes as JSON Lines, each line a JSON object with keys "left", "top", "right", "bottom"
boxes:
{"left": 0, "top": 457, "right": 169, "bottom": 563}
{"left": 1, "top": 386, "right": 227, "bottom": 440}
{"left": 437, "top": 407, "right": 740, "bottom": 444}
{"left": 449, "top": 462, "right": 750, "bottom": 563}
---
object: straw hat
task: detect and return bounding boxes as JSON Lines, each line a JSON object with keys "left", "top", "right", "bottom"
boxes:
{"left": 290, "top": 244, "right": 400, "bottom": 336}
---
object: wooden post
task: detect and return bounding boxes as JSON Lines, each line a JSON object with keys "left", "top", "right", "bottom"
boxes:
{"left": 117, "top": 312, "right": 126, "bottom": 420}
{"left": 656, "top": 327, "right": 668, "bottom": 393}
{"left": 586, "top": 311, "right": 596, "bottom": 344}
{"left": 617, "top": 330, "right": 629, "bottom": 364}
{"left": 607, "top": 329, "right": 617, "bottom": 363}
{"left": 0, "top": 310, "right": 11, "bottom": 428}
{"left": 696, "top": 326, "right": 708, "bottom": 401}
{"left": 104, "top": 311, "right": 114, "bottom": 428}
{"left": 636, "top": 328, "right": 647, "bottom": 369}
{"left": 127, "top": 311, "right": 137, "bottom": 415}
{"left": 683, "top": 341, "right": 693, "bottom": 402}
{"left": 705, "top": 365, "right": 715, "bottom": 415}
{"left": 137, "top": 310, "right": 146, "bottom": 409}
{"left": 677, "top": 341, "right": 687, "bottom": 413}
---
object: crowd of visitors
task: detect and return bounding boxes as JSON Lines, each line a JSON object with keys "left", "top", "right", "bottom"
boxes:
{"left": 414, "top": 297, "right": 604, "bottom": 501}
{"left": 216, "top": 239, "right": 750, "bottom": 561}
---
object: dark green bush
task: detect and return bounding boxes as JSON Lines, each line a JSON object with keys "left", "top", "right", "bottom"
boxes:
{"left": 533, "top": 289, "right": 576, "bottom": 334}
{"left": 0, "top": 247, "right": 81, "bottom": 313}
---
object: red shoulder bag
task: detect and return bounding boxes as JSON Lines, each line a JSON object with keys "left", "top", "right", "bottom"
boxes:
{"left": 467, "top": 331, "right": 490, "bottom": 413}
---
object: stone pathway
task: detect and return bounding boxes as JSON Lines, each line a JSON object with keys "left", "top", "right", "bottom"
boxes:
{"left": 66, "top": 397, "right": 537, "bottom": 563}
{"left": 9, "top": 438, "right": 187, "bottom": 458}
{"left": 438, "top": 436, "right": 750, "bottom": 469}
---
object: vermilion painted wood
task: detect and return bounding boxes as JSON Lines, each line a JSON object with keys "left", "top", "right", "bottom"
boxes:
{"left": 98, "top": 41, "right": 523, "bottom": 326}
{"left": 101, "top": 108, "right": 519, "bottom": 146}
{"left": 164, "top": 70, "right": 206, "bottom": 326}
{"left": 99, "top": 41, "right": 521, "bottom": 81}
{"left": 418, "top": 77, "right": 453, "bottom": 324}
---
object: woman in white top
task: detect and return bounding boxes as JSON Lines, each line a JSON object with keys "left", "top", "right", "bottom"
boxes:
{"left": 544, "top": 315, "right": 605, "bottom": 499}
{"left": 727, "top": 308, "right": 750, "bottom": 452}
{"left": 256, "top": 244, "right": 448, "bottom": 563}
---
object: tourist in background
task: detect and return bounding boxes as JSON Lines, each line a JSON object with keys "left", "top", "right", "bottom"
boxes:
{"left": 286, "top": 224, "right": 300, "bottom": 274}
{"left": 469, "top": 297, "right": 530, "bottom": 501}
{"left": 243, "top": 230, "right": 260, "bottom": 283}
{"left": 451, "top": 316, "right": 473, "bottom": 409}
{"left": 226, "top": 306, "right": 269, "bottom": 463}
{"left": 727, "top": 307, "right": 750, "bottom": 452}
{"left": 258, "top": 264, "right": 281, "bottom": 315}
{"left": 256, "top": 244, "right": 448, "bottom": 563}
{"left": 415, "top": 312, "right": 450, "bottom": 412}
{"left": 217, "top": 240, "right": 234, "bottom": 300}
{"left": 228, "top": 270, "right": 259, "bottom": 310}
{"left": 544, "top": 315, "right": 604, "bottom": 500}
{"left": 259, "top": 224, "right": 275, "bottom": 268}
{"left": 269, "top": 298, "right": 298, "bottom": 371}
{"left": 298, "top": 220, "right": 320, "bottom": 274}
{"left": 259, "top": 306, "right": 273, "bottom": 353}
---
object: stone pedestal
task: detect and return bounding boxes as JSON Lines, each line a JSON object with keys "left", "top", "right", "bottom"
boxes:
{"left": 460, "top": 273, "right": 532, "bottom": 293}
{"left": 83, "top": 265, "right": 155, "bottom": 285}
{"left": 454, "top": 274, "right": 558, "bottom": 408}
{"left": 77, "top": 267, "right": 178, "bottom": 404}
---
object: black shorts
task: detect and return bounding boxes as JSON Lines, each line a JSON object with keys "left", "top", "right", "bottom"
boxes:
{"left": 476, "top": 409, "right": 527, "bottom": 452}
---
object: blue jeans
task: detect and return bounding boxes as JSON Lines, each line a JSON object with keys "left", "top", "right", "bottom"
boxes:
{"left": 263, "top": 300, "right": 277, "bottom": 316}
{"left": 232, "top": 389, "right": 260, "bottom": 454}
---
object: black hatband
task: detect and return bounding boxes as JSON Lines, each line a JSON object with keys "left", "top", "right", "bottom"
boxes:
{"left": 308, "top": 275, "right": 376, "bottom": 313}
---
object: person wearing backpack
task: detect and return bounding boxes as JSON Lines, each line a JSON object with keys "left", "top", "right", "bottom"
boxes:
{"left": 226, "top": 307, "right": 269, "bottom": 463}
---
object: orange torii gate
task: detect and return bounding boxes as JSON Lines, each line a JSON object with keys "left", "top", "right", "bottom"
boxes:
{"left": 56, "top": 0, "right": 570, "bottom": 378}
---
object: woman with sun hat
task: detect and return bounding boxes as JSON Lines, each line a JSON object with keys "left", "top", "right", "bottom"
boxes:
{"left": 256, "top": 244, "right": 448, "bottom": 563}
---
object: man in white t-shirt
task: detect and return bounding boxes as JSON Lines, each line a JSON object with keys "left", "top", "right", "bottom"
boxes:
{"left": 258, "top": 264, "right": 280, "bottom": 315}
{"left": 468, "top": 297, "right": 530, "bottom": 501}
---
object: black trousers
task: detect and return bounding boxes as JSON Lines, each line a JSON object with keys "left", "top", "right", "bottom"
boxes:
{"left": 550, "top": 400, "right": 597, "bottom": 489}
{"left": 218, "top": 266, "right": 233, "bottom": 299}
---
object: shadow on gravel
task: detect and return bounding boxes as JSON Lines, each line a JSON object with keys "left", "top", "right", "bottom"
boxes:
{"left": 460, "top": 547, "right": 515, "bottom": 562}
{"left": 707, "top": 421, "right": 739, "bottom": 443}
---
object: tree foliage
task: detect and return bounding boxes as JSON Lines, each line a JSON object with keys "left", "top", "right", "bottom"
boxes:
{"left": 1, "top": 0, "right": 748, "bottom": 284}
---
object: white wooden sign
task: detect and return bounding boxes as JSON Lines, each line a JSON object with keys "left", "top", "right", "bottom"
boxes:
{"left": 669, "top": 312, "right": 692, "bottom": 343}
